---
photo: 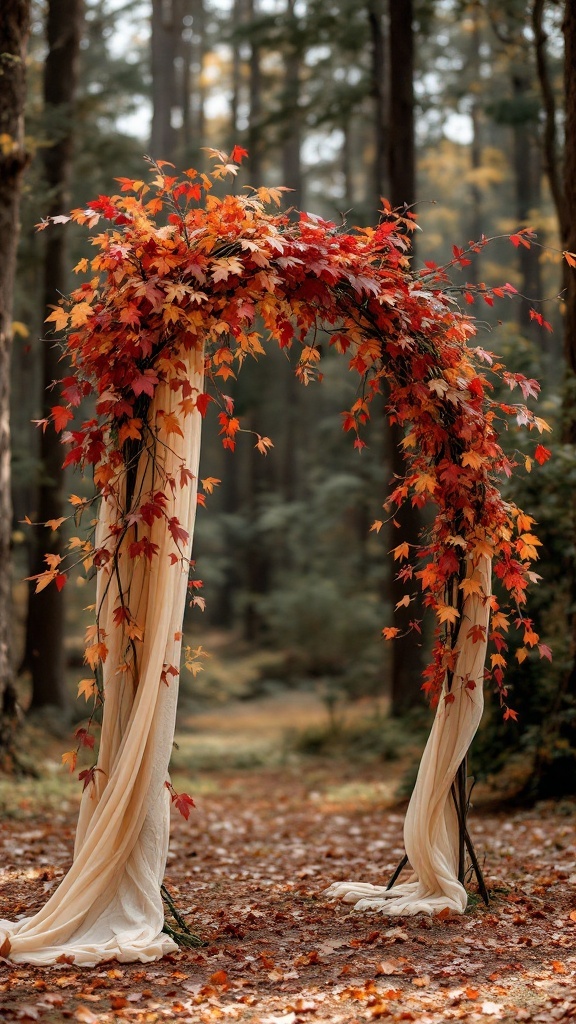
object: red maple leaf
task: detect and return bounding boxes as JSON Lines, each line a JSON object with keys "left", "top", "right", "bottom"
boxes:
{"left": 168, "top": 517, "right": 189, "bottom": 546}
{"left": 131, "top": 369, "right": 159, "bottom": 398}
{"left": 173, "top": 792, "right": 195, "bottom": 820}
{"left": 52, "top": 405, "right": 74, "bottom": 432}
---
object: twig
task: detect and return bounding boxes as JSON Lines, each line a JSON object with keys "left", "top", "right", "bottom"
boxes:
{"left": 161, "top": 883, "right": 205, "bottom": 947}
{"left": 386, "top": 853, "right": 409, "bottom": 890}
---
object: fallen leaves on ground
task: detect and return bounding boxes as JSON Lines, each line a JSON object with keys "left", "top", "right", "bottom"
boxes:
{"left": 1, "top": 762, "right": 575, "bottom": 1023}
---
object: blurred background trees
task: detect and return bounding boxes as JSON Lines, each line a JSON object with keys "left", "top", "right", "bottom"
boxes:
{"left": 3, "top": 0, "right": 575, "bottom": 794}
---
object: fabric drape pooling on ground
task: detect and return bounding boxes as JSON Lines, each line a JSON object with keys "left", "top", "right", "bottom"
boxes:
{"left": 0, "top": 344, "right": 204, "bottom": 966}
{"left": 325, "top": 554, "right": 491, "bottom": 916}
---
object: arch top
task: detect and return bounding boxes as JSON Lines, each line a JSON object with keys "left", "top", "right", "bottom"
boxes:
{"left": 35, "top": 148, "right": 549, "bottom": 716}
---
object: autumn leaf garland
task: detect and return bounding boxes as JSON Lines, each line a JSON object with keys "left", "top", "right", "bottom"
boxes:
{"left": 33, "top": 149, "right": 558, "bottom": 725}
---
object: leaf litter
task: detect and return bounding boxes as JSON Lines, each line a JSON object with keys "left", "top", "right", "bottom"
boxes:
{"left": 1, "top": 762, "right": 575, "bottom": 1022}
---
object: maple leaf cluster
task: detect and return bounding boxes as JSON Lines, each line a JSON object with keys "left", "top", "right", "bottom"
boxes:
{"left": 33, "top": 148, "right": 558, "bottom": 731}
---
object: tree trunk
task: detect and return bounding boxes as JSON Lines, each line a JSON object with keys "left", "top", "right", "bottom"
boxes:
{"left": 387, "top": 0, "right": 415, "bottom": 215}
{"left": 368, "top": 0, "right": 388, "bottom": 218}
{"left": 512, "top": 72, "right": 546, "bottom": 347}
{"left": 150, "top": 0, "right": 179, "bottom": 162}
{"left": 0, "top": 0, "right": 30, "bottom": 767}
{"left": 230, "top": 0, "right": 243, "bottom": 144}
{"left": 386, "top": 0, "right": 425, "bottom": 716}
{"left": 192, "top": 0, "right": 206, "bottom": 159}
{"left": 468, "top": 4, "right": 482, "bottom": 285}
{"left": 247, "top": 0, "right": 263, "bottom": 185}
{"left": 281, "top": 0, "right": 303, "bottom": 212}
{"left": 24, "top": 0, "right": 83, "bottom": 715}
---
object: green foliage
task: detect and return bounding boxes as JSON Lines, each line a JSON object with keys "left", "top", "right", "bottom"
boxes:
{"left": 288, "top": 710, "right": 413, "bottom": 762}
{"left": 257, "top": 572, "right": 384, "bottom": 690}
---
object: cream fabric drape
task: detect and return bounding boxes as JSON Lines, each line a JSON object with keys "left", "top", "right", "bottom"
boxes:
{"left": 0, "top": 344, "right": 204, "bottom": 966}
{"left": 326, "top": 554, "right": 491, "bottom": 916}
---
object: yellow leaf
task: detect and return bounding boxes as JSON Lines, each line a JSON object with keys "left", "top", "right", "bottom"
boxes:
{"left": 515, "top": 647, "right": 528, "bottom": 664}
{"left": 45, "top": 517, "right": 66, "bottom": 531}
{"left": 491, "top": 653, "right": 506, "bottom": 668}
{"left": 211, "top": 256, "right": 244, "bottom": 283}
{"left": 73, "top": 258, "right": 89, "bottom": 274}
{"left": 45, "top": 307, "right": 70, "bottom": 331}
{"left": 516, "top": 512, "right": 536, "bottom": 532}
{"left": 126, "top": 621, "right": 144, "bottom": 641}
{"left": 69, "top": 301, "right": 94, "bottom": 327}
{"left": 201, "top": 477, "right": 221, "bottom": 494}
{"left": 24, "top": 570, "right": 57, "bottom": 593}
{"left": 518, "top": 542, "right": 539, "bottom": 561}
{"left": 300, "top": 345, "right": 321, "bottom": 364}
{"left": 85, "top": 641, "right": 108, "bottom": 669}
{"left": 413, "top": 473, "right": 437, "bottom": 494}
{"left": 459, "top": 572, "right": 484, "bottom": 598}
{"left": 472, "top": 539, "right": 495, "bottom": 559}
{"left": 491, "top": 611, "right": 510, "bottom": 631}
{"left": 62, "top": 750, "right": 77, "bottom": 773}
{"left": 77, "top": 678, "right": 96, "bottom": 701}
{"left": 461, "top": 450, "right": 485, "bottom": 470}
{"left": 533, "top": 416, "right": 552, "bottom": 434}
{"left": 392, "top": 541, "right": 410, "bottom": 561}
{"left": 436, "top": 603, "right": 460, "bottom": 625}
{"left": 12, "top": 320, "right": 29, "bottom": 338}
{"left": 519, "top": 533, "right": 542, "bottom": 546}
{"left": 255, "top": 435, "right": 274, "bottom": 455}
{"left": 395, "top": 594, "right": 411, "bottom": 610}
{"left": 69, "top": 494, "right": 85, "bottom": 506}
{"left": 185, "top": 659, "right": 205, "bottom": 678}
{"left": 370, "top": 520, "right": 383, "bottom": 533}
{"left": 158, "top": 410, "right": 184, "bottom": 437}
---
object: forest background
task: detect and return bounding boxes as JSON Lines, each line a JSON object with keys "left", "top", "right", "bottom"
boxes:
{"left": 1, "top": 0, "right": 575, "bottom": 800}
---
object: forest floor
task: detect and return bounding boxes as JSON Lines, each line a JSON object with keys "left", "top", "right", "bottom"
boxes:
{"left": 1, "top": 690, "right": 576, "bottom": 1024}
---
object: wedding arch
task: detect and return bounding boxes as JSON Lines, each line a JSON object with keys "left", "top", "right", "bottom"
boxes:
{"left": 0, "top": 149, "right": 552, "bottom": 965}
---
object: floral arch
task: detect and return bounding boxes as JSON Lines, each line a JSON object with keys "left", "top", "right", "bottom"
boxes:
{"left": 0, "top": 150, "right": 551, "bottom": 965}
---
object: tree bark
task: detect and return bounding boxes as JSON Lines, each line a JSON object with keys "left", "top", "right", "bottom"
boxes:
{"left": 0, "top": 0, "right": 30, "bottom": 767}
{"left": 385, "top": 0, "right": 425, "bottom": 716}
{"left": 527, "top": 0, "right": 576, "bottom": 797}
{"left": 511, "top": 72, "right": 546, "bottom": 347}
{"left": 151, "top": 0, "right": 179, "bottom": 162}
{"left": 281, "top": 0, "right": 304, "bottom": 211}
{"left": 468, "top": 4, "right": 482, "bottom": 285}
{"left": 24, "top": 0, "right": 83, "bottom": 715}
{"left": 368, "top": 0, "right": 388, "bottom": 218}
{"left": 247, "top": 0, "right": 263, "bottom": 185}
{"left": 533, "top": 0, "right": 566, "bottom": 237}
{"left": 387, "top": 0, "right": 415, "bottom": 214}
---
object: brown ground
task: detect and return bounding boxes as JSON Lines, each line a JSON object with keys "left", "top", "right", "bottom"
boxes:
{"left": 1, "top": 694, "right": 576, "bottom": 1024}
